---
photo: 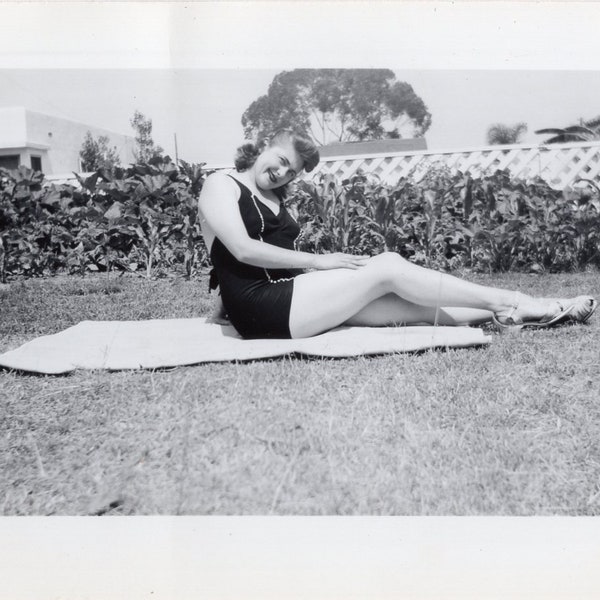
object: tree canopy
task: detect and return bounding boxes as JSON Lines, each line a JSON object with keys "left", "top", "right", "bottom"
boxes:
{"left": 241, "top": 69, "right": 432, "bottom": 145}
{"left": 79, "top": 131, "right": 121, "bottom": 172}
{"left": 486, "top": 122, "right": 528, "bottom": 145}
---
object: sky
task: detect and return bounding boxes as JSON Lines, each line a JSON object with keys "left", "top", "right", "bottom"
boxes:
{"left": 2, "top": 2, "right": 600, "bottom": 168}
{"left": 3, "top": 68, "right": 600, "bottom": 167}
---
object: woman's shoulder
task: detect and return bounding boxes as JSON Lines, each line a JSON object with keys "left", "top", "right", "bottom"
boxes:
{"left": 204, "top": 169, "right": 236, "bottom": 185}
{"left": 201, "top": 170, "right": 242, "bottom": 198}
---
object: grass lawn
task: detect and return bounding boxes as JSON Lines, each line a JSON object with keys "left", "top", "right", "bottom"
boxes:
{"left": 1, "top": 269, "right": 599, "bottom": 516}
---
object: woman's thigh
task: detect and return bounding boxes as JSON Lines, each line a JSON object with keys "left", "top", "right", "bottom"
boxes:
{"left": 288, "top": 267, "right": 388, "bottom": 338}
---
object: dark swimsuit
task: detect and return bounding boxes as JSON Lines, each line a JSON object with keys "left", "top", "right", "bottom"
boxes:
{"left": 209, "top": 175, "right": 304, "bottom": 339}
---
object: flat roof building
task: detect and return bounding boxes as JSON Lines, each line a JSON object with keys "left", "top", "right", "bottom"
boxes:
{"left": 319, "top": 138, "right": 427, "bottom": 158}
{"left": 0, "top": 107, "right": 136, "bottom": 176}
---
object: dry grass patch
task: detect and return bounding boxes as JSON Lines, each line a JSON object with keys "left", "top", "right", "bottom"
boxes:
{"left": 1, "top": 270, "right": 599, "bottom": 515}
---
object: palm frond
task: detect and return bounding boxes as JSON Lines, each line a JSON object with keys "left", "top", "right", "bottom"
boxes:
{"left": 562, "top": 125, "right": 596, "bottom": 135}
{"left": 584, "top": 115, "right": 600, "bottom": 129}
{"left": 534, "top": 128, "right": 567, "bottom": 135}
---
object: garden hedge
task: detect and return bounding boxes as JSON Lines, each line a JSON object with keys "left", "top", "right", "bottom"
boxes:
{"left": 1, "top": 158, "right": 599, "bottom": 283}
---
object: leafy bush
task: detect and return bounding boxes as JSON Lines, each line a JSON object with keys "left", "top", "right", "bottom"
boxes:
{"left": 289, "top": 167, "right": 600, "bottom": 273}
{"left": 0, "top": 157, "right": 209, "bottom": 282}
{"left": 1, "top": 160, "right": 599, "bottom": 283}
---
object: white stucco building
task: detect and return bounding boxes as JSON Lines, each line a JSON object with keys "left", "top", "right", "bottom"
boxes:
{"left": 0, "top": 107, "right": 136, "bottom": 176}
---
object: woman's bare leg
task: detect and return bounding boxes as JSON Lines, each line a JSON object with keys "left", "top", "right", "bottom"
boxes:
{"left": 345, "top": 293, "right": 493, "bottom": 327}
{"left": 289, "top": 252, "right": 549, "bottom": 338}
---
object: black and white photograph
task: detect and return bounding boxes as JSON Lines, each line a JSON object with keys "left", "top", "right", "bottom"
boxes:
{"left": 1, "top": 2, "right": 600, "bottom": 598}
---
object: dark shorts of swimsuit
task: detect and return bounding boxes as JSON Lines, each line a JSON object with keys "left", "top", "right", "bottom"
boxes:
{"left": 220, "top": 276, "right": 296, "bottom": 339}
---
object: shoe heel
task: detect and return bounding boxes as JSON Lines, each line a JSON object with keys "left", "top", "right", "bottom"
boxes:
{"left": 491, "top": 314, "right": 523, "bottom": 334}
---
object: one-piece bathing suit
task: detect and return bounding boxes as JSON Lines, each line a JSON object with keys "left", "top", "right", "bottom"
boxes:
{"left": 209, "top": 175, "right": 304, "bottom": 339}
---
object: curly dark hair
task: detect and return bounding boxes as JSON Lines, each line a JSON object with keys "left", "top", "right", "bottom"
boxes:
{"left": 234, "top": 142, "right": 261, "bottom": 172}
{"left": 234, "top": 129, "right": 320, "bottom": 174}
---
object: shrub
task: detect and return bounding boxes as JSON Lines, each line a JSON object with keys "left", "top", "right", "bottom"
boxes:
{"left": 2, "top": 161, "right": 599, "bottom": 283}
{"left": 0, "top": 157, "right": 209, "bottom": 281}
{"left": 289, "top": 167, "right": 600, "bottom": 273}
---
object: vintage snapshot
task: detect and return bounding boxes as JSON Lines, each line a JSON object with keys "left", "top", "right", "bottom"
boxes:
{"left": 1, "top": 2, "right": 600, "bottom": 599}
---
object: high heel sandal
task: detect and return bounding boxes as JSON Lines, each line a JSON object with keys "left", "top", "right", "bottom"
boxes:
{"left": 492, "top": 292, "right": 575, "bottom": 332}
{"left": 563, "top": 296, "right": 597, "bottom": 324}
{"left": 537, "top": 295, "right": 597, "bottom": 324}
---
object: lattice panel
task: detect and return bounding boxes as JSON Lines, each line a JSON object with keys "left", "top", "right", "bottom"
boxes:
{"left": 308, "top": 142, "right": 600, "bottom": 190}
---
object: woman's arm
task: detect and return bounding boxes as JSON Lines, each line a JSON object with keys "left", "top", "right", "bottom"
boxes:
{"left": 199, "top": 173, "right": 367, "bottom": 271}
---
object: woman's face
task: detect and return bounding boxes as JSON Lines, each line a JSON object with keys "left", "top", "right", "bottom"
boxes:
{"left": 252, "top": 140, "right": 304, "bottom": 191}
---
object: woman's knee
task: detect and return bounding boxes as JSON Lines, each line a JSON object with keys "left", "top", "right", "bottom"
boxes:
{"left": 364, "top": 252, "right": 410, "bottom": 288}
{"left": 368, "top": 252, "right": 409, "bottom": 272}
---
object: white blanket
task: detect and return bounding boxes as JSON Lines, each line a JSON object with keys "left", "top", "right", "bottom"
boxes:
{"left": 0, "top": 318, "right": 491, "bottom": 374}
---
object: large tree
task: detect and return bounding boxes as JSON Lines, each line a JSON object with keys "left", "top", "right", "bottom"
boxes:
{"left": 130, "top": 110, "right": 164, "bottom": 162}
{"left": 79, "top": 131, "right": 121, "bottom": 172}
{"left": 241, "top": 69, "right": 432, "bottom": 145}
{"left": 486, "top": 122, "right": 528, "bottom": 145}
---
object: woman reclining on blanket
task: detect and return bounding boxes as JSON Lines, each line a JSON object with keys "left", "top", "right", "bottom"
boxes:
{"left": 198, "top": 129, "right": 597, "bottom": 339}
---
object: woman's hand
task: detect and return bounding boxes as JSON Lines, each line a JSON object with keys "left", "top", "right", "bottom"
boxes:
{"left": 312, "top": 253, "right": 370, "bottom": 271}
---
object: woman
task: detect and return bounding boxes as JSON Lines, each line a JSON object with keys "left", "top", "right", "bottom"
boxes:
{"left": 198, "top": 129, "right": 597, "bottom": 339}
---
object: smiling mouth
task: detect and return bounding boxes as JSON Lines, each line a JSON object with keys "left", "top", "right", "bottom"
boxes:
{"left": 267, "top": 170, "right": 277, "bottom": 184}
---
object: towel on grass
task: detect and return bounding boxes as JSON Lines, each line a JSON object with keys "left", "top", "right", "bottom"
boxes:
{"left": 0, "top": 318, "right": 491, "bottom": 374}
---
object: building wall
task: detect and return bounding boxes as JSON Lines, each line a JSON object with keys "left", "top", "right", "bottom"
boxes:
{"left": 0, "top": 107, "right": 136, "bottom": 175}
{"left": 320, "top": 138, "right": 428, "bottom": 158}
{"left": 0, "top": 108, "right": 34, "bottom": 170}
{"left": 0, "top": 107, "right": 28, "bottom": 144}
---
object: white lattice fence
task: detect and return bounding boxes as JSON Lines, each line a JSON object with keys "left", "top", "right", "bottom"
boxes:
{"left": 308, "top": 141, "right": 600, "bottom": 189}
